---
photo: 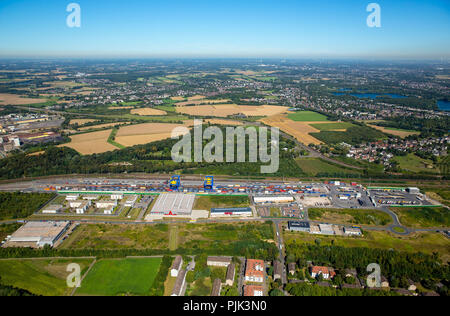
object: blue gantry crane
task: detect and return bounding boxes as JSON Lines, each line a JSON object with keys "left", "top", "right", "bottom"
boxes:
{"left": 169, "top": 175, "right": 181, "bottom": 190}
{"left": 204, "top": 176, "right": 214, "bottom": 191}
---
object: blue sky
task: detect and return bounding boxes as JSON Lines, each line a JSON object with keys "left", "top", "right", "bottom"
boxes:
{"left": 0, "top": 0, "right": 449, "bottom": 58}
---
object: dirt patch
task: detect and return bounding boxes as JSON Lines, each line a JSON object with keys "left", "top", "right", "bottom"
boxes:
{"left": 130, "top": 108, "right": 168, "bottom": 116}
{"left": 368, "top": 125, "right": 419, "bottom": 138}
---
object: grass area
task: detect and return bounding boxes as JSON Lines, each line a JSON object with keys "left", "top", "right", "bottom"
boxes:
{"left": 308, "top": 208, "right": 393, "bottom": 226}
{"left": 393, "top": 153, "right": 438, "bottom": 174}
{"left": 310, "top": 125, "right": 386, "bottom": 146}
{"left": 392, "top": 207, "right": 450, "bottom": 228}
{"left": 60, "top": 222, "right": 276, "bottom": 260}
{"left": 0, "top": 258, "right": 93, "bottom": 296}
{"left": 76, "top": 258, "right": 162, "bottom": 296}
{"left": 283, "top": 230, "right": 450, "bottom": 262}
{"left": 59, "top": 223, "right": 170, "bottom": 250}
{"left": 310, "top": 122, "right": 355, "bottom": 131}
{"left": 187, "top": 277, "right": 213, "bottom": 296}
{"left": 422, "top": 188, "right": 450, "bottom": 207}
{"left": 168, "top": 224, "right": 179, "bottom": 251}
{"left": 296, "top": 158, "right": 361, "bottom": 176}
{"left": 287, "top": 111, "right": 329, "bottom": 122}
{"left": 194, "top": 195, "right": 250, "bottom": 210}
{"left": 107, "top": 128, "right": 126, "bottom": 149}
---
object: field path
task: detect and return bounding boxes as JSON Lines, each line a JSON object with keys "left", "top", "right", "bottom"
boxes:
{"left": 71, "top": 258, "right": 97, "bottom": 296}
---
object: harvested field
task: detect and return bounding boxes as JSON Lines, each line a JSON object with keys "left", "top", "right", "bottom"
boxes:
{"left": 177, "top": 99, "right": 231, "bottom": 106}
{"left": 61, "top": 129, "right": 117, "bottom": 155}
{"left": 0, "top": 93, "right": 47, "bottom": 105}
{"left": 171, "top": 96, "right": 185, "bottom": 101}
{"left": 114, "top": 122, "right": 191, "bottom": 147}
{"left": 109, "top": 106, "right": 133, "bottom": 110}
{"left": 130, "top": 108, "right": 168, "bottom": 116}
{"left": 69, "top": 119, "right": 98, "bottom": 126}
{"left": 79, "top": 123, "right": 128, "bottom": 131}
{"left": 176, "top": 104, "right": 288, "bottom": 117}
{"left": 261, "top": 114, "right": 323, "bottom": 145}
{"left": 368, "top": 125, "right": 419, "bottom": 138}
{"left": 205, "top": 119, "right": 243, "bottom": 126}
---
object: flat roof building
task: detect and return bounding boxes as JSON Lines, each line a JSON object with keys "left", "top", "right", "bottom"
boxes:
{"left": 42, "top": 204, "right": 62, "bottom": 214}
{"left": 151, "top": 193, "right": 195, "bottom": 216}
{"left": 6, "top": 221, "right": 70, "bottom": 248}
{"left": 211, "top": 279, "right": 222, "bottom": 297}
{"left": 210, "top": 207, "right": 252, "bottom": 217}
{"left": 288, "top": 221, "right": 310, "bottom": 232}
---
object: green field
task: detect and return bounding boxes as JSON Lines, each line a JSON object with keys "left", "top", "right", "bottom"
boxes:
{"left": 310, "top": 125, "right": 386, "bottom": 145}
{"left": 60, "top": 223, "right": 170, "bottom": 250}
{"left": 287, "top": 111, "right": 329, "bottom": 122}
{"left": 284, "top": 230, "right": 450, "bottom": 262}
{"left": 0, "top": 258, "right": 93, "bottom": 296}
{"left": 393, "top": 153, "right": 438, "bottom": 174}
{"left": 310, "top": 122, "right": 355, "bottom": 131}
{"left": 308, "top": 208, "right": 393, "bottom": 226}
{"left": 76, "top": 258, "right": 162, "bottom": 296}
{"left": 194, "top": 195, "right": 250, "bottom": 210}
{"left": 296, "top": 158, "right": 361, "bottom": 176}
{"left": 392, "top": 207, "right": 450, "bottom": 228}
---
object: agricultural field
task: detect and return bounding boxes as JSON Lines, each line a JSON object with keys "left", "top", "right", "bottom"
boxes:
{"left": 205, "top": 119, "right": 243, "bottom": 126}
{"left": 176, "top": 98, "right": 231, "bottom": 106}
{"left": 114, "top": 122, "right": 191, "bottom": 147}
{"left": 310, "top": 122, "right": 355, "bottom": 131}
{"left": 79, "top": 122, "right": 128, "bottom": 131}
{"left": 69, "top": 119, "right": 98, "bottom": 126}
{"left": 60, "top": 223, "right": 170, "bottom": 250}
{"left": 287, "top": 111, "right": 329, "bottom": 122}
{"left": 392, "top": 206, "right": 450, "bottom": 228}
{"left": 0, "top": 258, "right": 94, "bottom": 296}
{"left": 130, "top": 108, "right": 168, "bottom": 116}
{"left": 284, "top": 230, "right": 450, "bottom": 262}
{"left": 393, "top": 153, "right": 438, "bottom": 173}
{"left": 60, "top": 129, "right": 118, "bottom": 155}
{"left": 75, "top": 258, "right": 162, "bottom": 296}
{"left": 0, "top": 93, "right": 48, "bottom": 105}
{"left": 193, "top": 195, "right": 250, "bottom": 210}
{"left": 368, "top": 124, "right": 420, "bottom": 138}
{"left": 308, "top": 208, "right": 393, "bottom": 226}
{"left": 176, "top": 104, "right": 289, "bottom": 118}
{"left": 261, "top": 114, "right": 324, "bottom": 145}
{"left": 296, "top": 158, "right": 361, "bottom": 176}
{"left": 310, "top": 125, "right": 386, "bottom": 145}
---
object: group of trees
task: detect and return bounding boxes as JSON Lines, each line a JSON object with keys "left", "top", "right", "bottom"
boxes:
{"left": 285, "top": 244, "right": 450, "bottom": 287}
{"left": 0, "top": 192, "right": 55, "bottom": 220}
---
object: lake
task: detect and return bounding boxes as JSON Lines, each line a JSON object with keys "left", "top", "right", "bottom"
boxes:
{"left": 437, "top": 100, "right": 450, "bottom": 111}
{"left": 333, "top": 92, "right": 406, "bottom": 99}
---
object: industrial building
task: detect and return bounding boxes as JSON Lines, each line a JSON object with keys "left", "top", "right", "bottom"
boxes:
{"left": 4, "top": 221, "right": 70, "bottom": 248}
{"left": 288, "top": 221, "right": 311, "bottom": 233}
{"left": 253, "top": 196, "right": 294, "bottom": 204}
{"left": 211, "top": 279, "right": 222, "bottom": 297}
{"left": 95, "top": 200, "right": 118, "bottom": 209}
{"left": 151, "top": 193, "right": 195, "bottom": 216}
{"left": 42, "top": 204, "right": 62, "bottom": 214}
{"left": 171, "top": 269, "right": 187, "bottom": 296}
{"left": 207, "top": 256, "right": 232, "bottom": 267}
{"left": 171, "top": 256, "right": 183, "bottom": 277}
{"left": 210, "top": 207, "right": 252, "bottom": 218}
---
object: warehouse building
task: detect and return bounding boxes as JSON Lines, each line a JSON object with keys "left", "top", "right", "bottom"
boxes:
{"left": 42, "top": 204, "right": 62, "bottom": 214}
{"left": 151, "top": 193, "right": 195, "bottom": 216}
{"left": 95, "top": 200, "right": 117, "bottom": 209}
{"left": 253, "top": 196, "right": 294, "bottom": 204}
{"left": 288, "top": 221, "right": 310, "bottom": 233}
{"left": 5, "top": 221, "right": 70, "bottom": 248}
{"left": 210, "top": 207, "right": 252, "bottom": 218}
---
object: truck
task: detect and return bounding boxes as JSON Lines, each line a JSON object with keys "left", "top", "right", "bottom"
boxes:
{"left": 204, "top": 176, "right": 214, "bottom": 191}
{"left": 169, "top": 175, "right": 181, "bottom": 190}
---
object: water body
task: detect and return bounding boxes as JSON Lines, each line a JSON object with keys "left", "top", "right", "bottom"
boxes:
{"left": 437, "top": 100, "right": 450, "bottom": 111}
{"left": 333, "top": 92, "right": 406, "bottom": 99}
